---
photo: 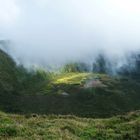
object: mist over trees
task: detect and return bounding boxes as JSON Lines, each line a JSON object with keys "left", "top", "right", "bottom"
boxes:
{"left": 92, "top": 54, "right": 108, "bottom": 73}
{"left": 119, "top": 53, "right": 140, "bottom": 78}
{"left": 0, "top": 39, "right": 140, "bottom": 77}
{"left": 62, "top": 62, "right": 90, "bottom": 73}
{"left": 61, "top": 52, "right": 140, "bottom": 77}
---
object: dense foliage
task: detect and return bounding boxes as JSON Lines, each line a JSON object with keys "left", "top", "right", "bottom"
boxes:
{"left": 62, "top": 62, "right": 89, "bottom": 73}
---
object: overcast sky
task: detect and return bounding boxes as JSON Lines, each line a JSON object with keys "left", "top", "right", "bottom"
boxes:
{"left": 0, "top": 0, "right": 140, "bottom": 66}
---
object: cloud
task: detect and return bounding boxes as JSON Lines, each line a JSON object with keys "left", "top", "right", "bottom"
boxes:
{"left": 0, "top": 0, "right": 140, "bottom": 67}
{"left": 0, "top": 0, "right": 19, "bottom": 24}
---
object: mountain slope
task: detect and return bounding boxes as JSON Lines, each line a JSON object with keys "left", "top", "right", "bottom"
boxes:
{"left": 0, "top": 48, "right": 140, "bottom": 118}
{"left": 0, "top": 49, "right": 18, "bottom": 94}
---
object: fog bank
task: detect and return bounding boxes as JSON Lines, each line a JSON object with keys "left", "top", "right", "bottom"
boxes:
{"left": 0, "top": 0, "right": 140, "bottom": 68}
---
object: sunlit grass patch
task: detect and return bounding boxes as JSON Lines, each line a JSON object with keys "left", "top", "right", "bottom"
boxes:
{"left": 54, "top": 73, "right": 93, "bottom": 84}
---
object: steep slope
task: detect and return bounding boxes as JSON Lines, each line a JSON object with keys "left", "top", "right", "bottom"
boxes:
{"left": 0, "top": 49, "right": 21, "bottom": 112}
{"left": 0, "top": 48, "right": 51, "bottom": 112}
{"left": 0, "top": 49, "right": 18, "bottom": 94}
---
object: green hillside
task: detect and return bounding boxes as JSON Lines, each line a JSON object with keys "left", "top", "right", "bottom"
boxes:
{"left": 0, "top": 49, "right": 18, "bottom": 94}
{"left": 0, "top": 48, "right": 140, "bottom": 117}
{"left": 0, "top": 48, "right": 140, "bottom": 139}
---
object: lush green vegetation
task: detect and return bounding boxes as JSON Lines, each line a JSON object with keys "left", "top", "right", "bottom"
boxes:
{"left": 0, "top": 111, "right": 140, "bottom": 140}
{"left": 0, "top": 48, "right": 140, "bottom": 117}
{"left": 0, "top": 48, "right": 140, "bottom": 139}
{"left": 61, "top": 62, "right": 89, "bottom": 73}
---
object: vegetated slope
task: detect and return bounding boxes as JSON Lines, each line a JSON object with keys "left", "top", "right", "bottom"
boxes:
{"left": 0, "top": 49, "right": 21, "bottom": 112}
{"left": 0, "top": 48, "right": 51, "bottom": 112}
{"left": 0, "top": 48, "right": 44, "bottom": 95}
{"left": 0, "top": 110, "right": 140, "bottom": 140}
{"left": 0, "top": 48, "right": 140, "bottom": 117}
{"left": 0, "top": 49, "right": 18, "bottom": 94}
{"left": 17, "top": 72, "right": 140, "bottom": 117}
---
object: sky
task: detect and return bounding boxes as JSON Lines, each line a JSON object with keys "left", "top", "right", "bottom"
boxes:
{"left": 0, "top": 0, "right": 140, "bottom": 67}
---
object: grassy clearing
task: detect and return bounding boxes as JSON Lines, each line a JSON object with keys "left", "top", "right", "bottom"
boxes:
{"left": 53, "top": 73, "right": 92, "bottom": 84}
{"left": 0, "top": 111, "right": 140, "bottom": 140}
{"left": 53, "top": 72, "right": 107, "bottom": 85}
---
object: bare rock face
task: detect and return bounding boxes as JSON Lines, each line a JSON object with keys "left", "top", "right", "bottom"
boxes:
{"left": 84, "top": 78, "right": 107, "bottom": 88}
{"left": 58, "top": 90, "right": 70, "bottom": 96}
{"left": 61, "top": 92, "right": 69, "bottom": 96}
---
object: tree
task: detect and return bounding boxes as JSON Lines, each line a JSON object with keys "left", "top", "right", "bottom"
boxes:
{"left": 92, "top": 54, "right": 107, "bottom": 73}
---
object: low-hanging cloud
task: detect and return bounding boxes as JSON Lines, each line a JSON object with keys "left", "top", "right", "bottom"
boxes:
{"left": 0, "top": 0, "right": 140, "bottom": 68}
